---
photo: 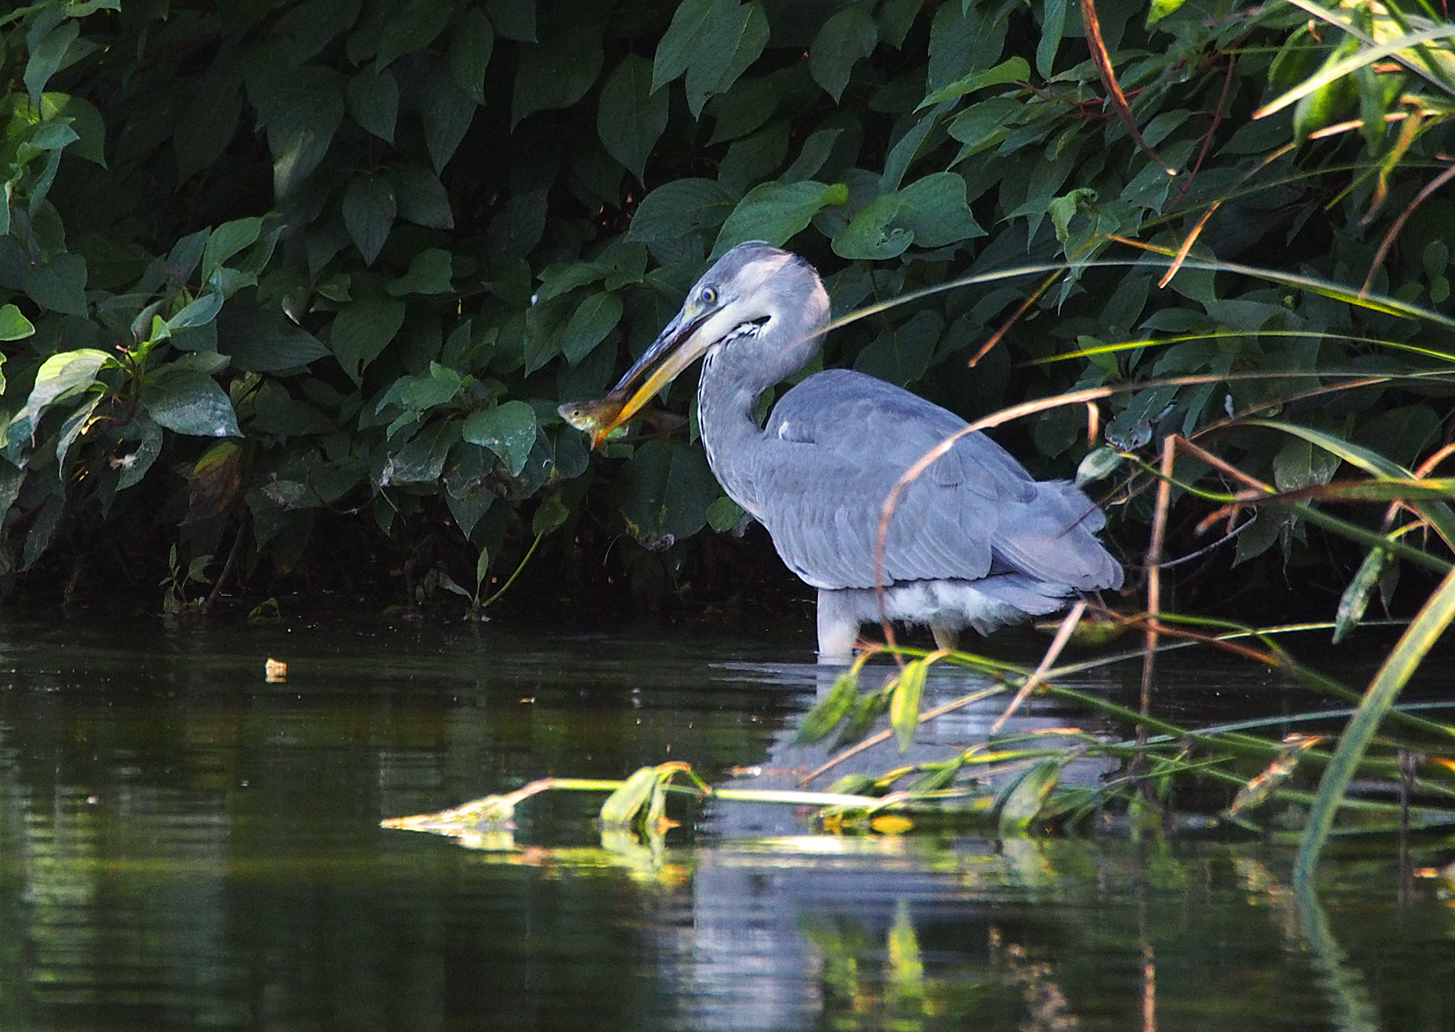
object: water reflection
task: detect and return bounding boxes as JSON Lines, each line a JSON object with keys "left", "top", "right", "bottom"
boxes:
{"left": 0, "top": 612, "right": 1452, "bottom": 1031}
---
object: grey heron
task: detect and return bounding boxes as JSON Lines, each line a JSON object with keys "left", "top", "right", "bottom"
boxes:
{"left": 596, "top": 242, "right": 1123, "bottom": 660}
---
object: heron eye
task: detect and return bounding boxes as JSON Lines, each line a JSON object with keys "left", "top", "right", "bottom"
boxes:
{"left": 700, "top": 287, "right": 718, "bottom": 305}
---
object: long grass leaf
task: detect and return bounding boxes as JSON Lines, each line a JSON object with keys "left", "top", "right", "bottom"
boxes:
{"left": 1254, "top": 23, "right": 1455, "bottom": 119}
{"left": 1334, "top": 546, "right": 1391, "bottom": 643}
{"left": 1246, "top": 419, "right": 1455, "bottom": 547}
{"left": 1294, "top": 563, "right": 1455, "bottom": 883}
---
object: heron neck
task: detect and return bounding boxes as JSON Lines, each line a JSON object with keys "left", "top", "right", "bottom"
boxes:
{"left": 696, "top": 347, "right": 776, "bottom": 519}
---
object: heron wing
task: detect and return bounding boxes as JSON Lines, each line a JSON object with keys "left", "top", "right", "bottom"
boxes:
{"left": 750, "top": 370, "right": 1120, "bottom": 592}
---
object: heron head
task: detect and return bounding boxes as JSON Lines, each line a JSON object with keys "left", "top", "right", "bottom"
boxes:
{"left": 592, "top": 242, "right": 826, "bottom": 446}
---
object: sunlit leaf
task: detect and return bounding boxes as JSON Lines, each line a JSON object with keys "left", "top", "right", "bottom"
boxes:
{"left": 0, "top": 305, "right": 35, "bottom": 342}
{"left": 796, "top": 671, "right": 859, "bottom": 743}
{"left": 889, "top": 658, "right": 927, "bottom": 753}
{"left": 599, "top": 766, "right": 660, "bottom": 826}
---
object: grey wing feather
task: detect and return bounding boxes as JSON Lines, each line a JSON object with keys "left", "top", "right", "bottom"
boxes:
{"left": 753, "top": 369, "right": 1120, "bottom": 593}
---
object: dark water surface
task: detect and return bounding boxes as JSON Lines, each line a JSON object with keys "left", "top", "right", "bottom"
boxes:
{"left": 1, "top": 611, "right": 1453, "bottom": 1031}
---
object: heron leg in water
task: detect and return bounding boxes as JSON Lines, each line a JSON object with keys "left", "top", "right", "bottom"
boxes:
{"left": 815, "top": 589, "right": 860, "bottom": 663}
{"left": 930, "top": 624, "right": 959, "bottom": 653}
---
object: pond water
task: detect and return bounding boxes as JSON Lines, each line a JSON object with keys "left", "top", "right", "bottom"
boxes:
{"left": 1, "top": 609, "right": 1452, "bottom": 1032}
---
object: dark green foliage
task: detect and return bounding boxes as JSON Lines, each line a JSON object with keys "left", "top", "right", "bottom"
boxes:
{"left": 2, "top": 0, "right": 1453, "bottom": 610}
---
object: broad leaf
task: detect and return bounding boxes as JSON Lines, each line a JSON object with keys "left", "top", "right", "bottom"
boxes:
{"left": 627, "top": 178, "right": 737, "bottom": 242}
{"left": 712, "top": 180, "right": 840, "bottom": 256}
{"left": 560, "top": 291, "right": 622, "bottom": 365}
{"left": 342, "top": 174, "right": 396, "bottom": 265}
{"left": 346, "top": 67, "right": 399, "bottom": 142}
{"left": 448, "top": 8, "right": 494, "bottom": 103}
{"left": 512, "top": 25, "right": 603, "bottom": 127}
{"left": 597, "top": 55, "right": 668, "bottom": 182}
{"left": 809, "top": 3, "right": 878, "bottom": 102}
{"left": 463, "top": 400, "right": 538, "bottom": 477}
{"left": 330, "top": 298, "right": 407, "bottom": 382}
{"left": 142, "top": 368, "right": 242, "bottom": 437}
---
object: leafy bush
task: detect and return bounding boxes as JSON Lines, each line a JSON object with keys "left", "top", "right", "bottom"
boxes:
{"left": 2, "top": 0, "right": 1453, "bottom": 613}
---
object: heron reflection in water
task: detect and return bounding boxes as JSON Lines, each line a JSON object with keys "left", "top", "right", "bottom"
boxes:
{"left": 595, "top": 243, "right": 1122, "bottom": 661}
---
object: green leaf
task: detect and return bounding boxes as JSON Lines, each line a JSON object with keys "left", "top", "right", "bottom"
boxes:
{"left": 346, "top": 67, "right": 399, "bottom": 142}
{"left": 25, "top": 19, "right": 79, "bottom": 104}
{"left": 41, "top": 92, "right": 106, "bottom": 166}
{"left": 833, "top": 195, "right": 910, "bottom": 260}
{"left": 795, "top": 671, "right": 860, "bottom": 743}
{"left": 9, "top": 349, "right": 110, "bottom": 450}
{"left": 330, "top": 298, "right": 407, "bottom": 382}
{"left": 627, "top": 178, "right": 737, "bottom": 242}
{"left": 116, "top": 416, "right": 163, "bottom": 491}
{"left": 1037, "top": 0, "right": 1067, "bottom": 79}
{"left": 398, "top": 362, "right": 464, "bottom": 412}
{"left": 652, "top": 0, "right": 726, "bottom": 93}
{"left": 712, "top": 180, "right": 837, "bottom": 257}
{"left": 201, "top": 217, "right": 262, "bottom": 283}
{"left": 141, "top": 368, "right": 242, "bottom": 438}
{"left": 22, "top": 253, "right": 88, "bottom": 317}
{"left": 374, "top": 0, "right": 452, "bottom": 70}
{"left": 167, "top": 291, "right": 225, "bottom": 331}
{"left": 889, "top": 658, "right": 927, "bottom": 753}
{"left": 705, "top": 494, "right": 745, "bottom": 532}
{"left": 917, "top": 57, "right": 1030, "bottom": 109}
{"left": 421, "top": 72, "right": 476, "bottom": 172}
{"left": 512, "top": 25, "right": 604, "bottom": 127}
{"left": 1152, "top": 0, "right": 1187, "bottom": 22}
{"left": 22, "top": 495, "right": 64, "bottom": 572}
{"left": 54, "top": 394, "right": 102, "bottom": 468}
{"left": 1296, "top": 564, "right": 1455, "bottom": 882}
{"left": 265, "top": 76, "right": 346, "bottom": 199}
{"left": 463, "top": 400, "right": 538, "bottom": 477}
{"left": 684, "top": 1, "right": 769, "bottom": 118}
{"left": 449, "top": 8, "right": 495, "bottom": 103}
{"left": 894, "top": 172, "right": 984, "bottom": 247}
{"left": 532, "top": 495, "right": 569, "bottom": 535}
{"left": 389, "top": 164, "right": 454, "bottom": 229}
{"left": 1333, "top": 546, "right": 1390, "bottom": 644}
{"left": 599, "top": 766, "right": 659, "bottom": 826}
{"left": 1147, "top": 0, "right": 1190, "bottom": 24}
{"left": 597, "top": 55, "right": 669, "bottom": 182}
{"left": 485, "top": 0, "right": 535, "bottom": 41}
{"left": 381, "top": 419, "right": 460, "bottom": 484}
{"left": 809, "top": 3, "right": 878, "bottom": 102}
{"left": 560, "top": 291, "right": 622, "bottom": 365}
{"left": 617, "top": 437, "right": 719, "bottom": 542}
{"left": 342, "top": 174, "right": 396, "bottom": 266}
{"left": 388, "top": 248, "right": 454, "bottom": 295}
{"left": 217, "top": 302, "right": 331, "bottom": 372}
{"left": 997, "top": 760, "right": 1063, "bottom": 837}
{"left": 0, "top": 305, "right": 35, "bottom": 342}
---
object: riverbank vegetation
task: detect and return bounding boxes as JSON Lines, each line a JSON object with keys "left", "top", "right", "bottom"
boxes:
{"left": 9, "top": 0, "right": 1455, "bottom": 867}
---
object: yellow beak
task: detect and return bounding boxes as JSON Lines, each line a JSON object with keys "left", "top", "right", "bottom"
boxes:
{"left": 591, "top": 303, "right": 716, "bottom": 448}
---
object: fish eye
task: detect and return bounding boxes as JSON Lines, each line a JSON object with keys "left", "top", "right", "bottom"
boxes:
{"left": 700, "top": 286, "right": 718, "bottom": 305}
